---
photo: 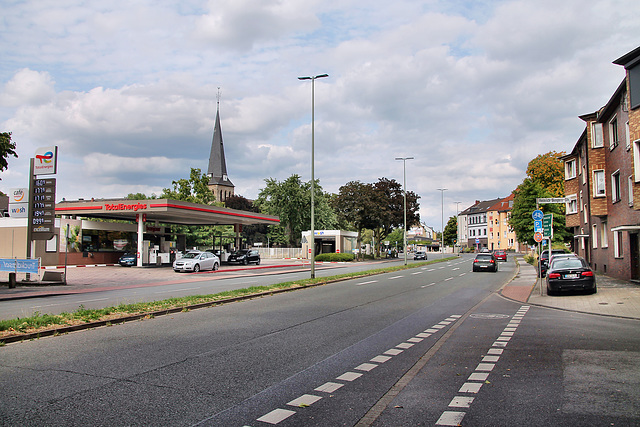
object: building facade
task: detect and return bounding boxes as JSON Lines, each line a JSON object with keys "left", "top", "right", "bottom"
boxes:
{"left": 487, "top": 194, "right": 517, "bottom": 251}
{"left": 563, "top": 46, "right": 640, "bottom": 281}
{"left": 458, "top": 198, "right": 502, "bottom": 250}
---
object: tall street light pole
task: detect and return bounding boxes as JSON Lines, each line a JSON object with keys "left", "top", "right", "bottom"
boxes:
{"left": 455, "top": 201, "right": 461, "bottom": 254}
{"left": 437, "top": 188, "right": 448, "bottom": 258}
{"left": 298, "top": 73, "right": 328, "bottom": 279}
{"left": 396, "top": 157, "right": 414, "bottom": 265}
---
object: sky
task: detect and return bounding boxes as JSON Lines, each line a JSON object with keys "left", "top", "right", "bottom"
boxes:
{"left": 1, "top": 0, "right": 639, "bottom": 231}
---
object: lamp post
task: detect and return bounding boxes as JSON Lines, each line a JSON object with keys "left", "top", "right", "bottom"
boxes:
{"left": 298, "top": 73, "right": 328, "bottom": 279}
{"left": 396, "top": 157, "right": 414, "bottom": 265}
{"left": 455, "top": 201, "right": 461, "bottom": 254}
{"left": 437, "top": 188, "right": 448, "bottom": 258}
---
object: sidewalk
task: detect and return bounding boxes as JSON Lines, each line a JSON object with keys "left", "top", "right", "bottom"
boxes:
{"left": 502, "top": 255, "right": 640, "bottom": 320}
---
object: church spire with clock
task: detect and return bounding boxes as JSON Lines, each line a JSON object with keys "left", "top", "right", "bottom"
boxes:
{"left": 207, "top": 91, "right": 234, "bottom": 202}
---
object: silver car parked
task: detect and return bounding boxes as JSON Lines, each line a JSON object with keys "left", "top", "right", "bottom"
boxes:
{"left": 173, "top": 251, "right": 220, "bottom": 273}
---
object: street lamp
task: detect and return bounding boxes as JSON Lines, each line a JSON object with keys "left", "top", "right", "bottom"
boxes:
{"left": 396, "top": 157, "right": 414, "bottom": 265}
{"left": 298, "top": 73, "right": 328, "bottom": 279}
{"left": 455, "top": 201, "right": 461, "bottom": 254}
{"left": 437, "top": 188, "right": 448, "bottom": 258}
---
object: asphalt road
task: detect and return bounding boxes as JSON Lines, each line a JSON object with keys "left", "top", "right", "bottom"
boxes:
{"left": 1, "top": 257, "right": 638, "bottom": 426}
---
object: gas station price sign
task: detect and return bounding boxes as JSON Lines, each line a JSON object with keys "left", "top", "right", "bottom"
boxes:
{"left": 30, "top": 178, "right": 56, "bottom": 239}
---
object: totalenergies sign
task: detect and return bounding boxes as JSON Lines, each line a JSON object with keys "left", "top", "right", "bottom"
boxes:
{"left": 34, "top": 146, "right": 58, "bottom": 175}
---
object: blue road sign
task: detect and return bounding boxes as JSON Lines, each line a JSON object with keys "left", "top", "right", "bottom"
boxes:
{"left": 534, "top": 219, "right": 543, "bottom": 232}
{"left": 532, "top": 209, "right": 544, "bottom": 221}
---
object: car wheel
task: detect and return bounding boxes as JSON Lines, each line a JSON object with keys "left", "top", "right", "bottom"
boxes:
{"left": 256, "top": 258, "right": 260, "bottom": 265}
{"left": 193, "top": 264, "right": 200, "bottom": 273}
{"left": 213, "top": 262, "right": 219, "bottom": 271}
{"left": 243, "top": 259, "right": 248, "bottom": 265}
{"left": 591, "top": 284, "right": 597, "bottom": 294}
{"left": 547, "top": 286, "right": 555, "bottom": 296}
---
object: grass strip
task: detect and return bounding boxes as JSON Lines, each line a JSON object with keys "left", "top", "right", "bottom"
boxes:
{"left": 0, "top": 256, "right": 458, "bottom": 343}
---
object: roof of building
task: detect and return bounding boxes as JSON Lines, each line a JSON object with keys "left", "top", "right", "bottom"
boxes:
{"left": 207, "top": 102, "right": 234, "bottom": 187}
{"left": 488, "top": 194, "right": 514, "bottom": 212}
{"left": 459, "top": 198, "right": 503, "bottom": 216}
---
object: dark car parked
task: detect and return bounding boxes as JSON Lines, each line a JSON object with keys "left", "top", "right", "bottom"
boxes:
{"left": 227, "top": 249, "right": 261, "bottom": 265}
{"left": 414, "top": 251, "right": 427, "bottom": 260}
{"left": 546, "top": 256, "right": 596, "bottom": 295}
{"left": 118, "top": 253, "right": 136, "bottom": 267}
{"left": 539, "top": 249, "right": 568, "bottom": 277}
{"left": 472, "top": 253, "right": 498, "bottom": 272}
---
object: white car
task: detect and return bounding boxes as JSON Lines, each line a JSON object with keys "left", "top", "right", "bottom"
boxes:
{"left": 173, "top": 251, "right": 220, "bottom": 273}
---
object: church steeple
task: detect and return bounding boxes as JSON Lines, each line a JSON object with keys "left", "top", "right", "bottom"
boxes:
{"left": 207, "top": 89, "right": 234, "bottom": 202}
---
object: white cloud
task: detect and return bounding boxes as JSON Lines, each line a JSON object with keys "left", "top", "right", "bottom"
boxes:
{"left": 1, "top": 69, "right": 56, "bottom": 107}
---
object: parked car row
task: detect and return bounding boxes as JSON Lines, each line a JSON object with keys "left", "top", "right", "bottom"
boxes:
{"left": 119, "top": 249, "right": 262, "bottom": 273}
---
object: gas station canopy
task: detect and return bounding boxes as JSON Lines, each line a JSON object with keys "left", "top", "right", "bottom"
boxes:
{"left": 55, "top": 198, "right": 280, "bottom": 226}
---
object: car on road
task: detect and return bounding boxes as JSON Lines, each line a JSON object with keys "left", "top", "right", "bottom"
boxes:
{"left": 227, "top": 249, "right": 261, "bottom": 265}
{"left": 414, "top": 251, "right": 427, "bottom": 260}
{"left": 472, "top": 252, "right": 498, "bottom": 272}
{"left": 539, "top": 249, "right": 569, "bottom": 277}
{"left": 118, "top": 253, "right": 136, "bottom": 267}
{"left": 493, "top": 250, "right": 507, "bottom": 262}
{"left": 546, "top": 256, "right": 596, "bottom": 295}
{"left": 173, "top": 251, "right": 220, "bottom": 272}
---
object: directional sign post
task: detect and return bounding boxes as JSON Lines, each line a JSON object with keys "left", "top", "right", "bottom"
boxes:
{"left": 543, "top": 213, "right": 553, "bottom": 239}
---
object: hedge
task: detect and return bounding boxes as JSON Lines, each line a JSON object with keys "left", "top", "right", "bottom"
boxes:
{"left": 314, "top": 253, "right": 355, "bottom": 262}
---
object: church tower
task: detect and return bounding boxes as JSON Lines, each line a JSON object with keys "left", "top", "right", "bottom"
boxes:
{"left": 207, "top": 92, "right": 235, "bottom": 202}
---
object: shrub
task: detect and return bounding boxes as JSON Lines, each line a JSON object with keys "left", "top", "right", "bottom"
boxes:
{"left": 314, "top": 253, "right": 354, "bottom": 262}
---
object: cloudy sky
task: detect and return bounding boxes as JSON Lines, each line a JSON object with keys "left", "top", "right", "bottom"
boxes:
{"left": 1, "top": 0, "right": 639, "bottom": 230}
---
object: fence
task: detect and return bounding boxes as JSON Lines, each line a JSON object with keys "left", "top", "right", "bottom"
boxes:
{"left": 256, "top": 247, "right": 303, "bottom": 259}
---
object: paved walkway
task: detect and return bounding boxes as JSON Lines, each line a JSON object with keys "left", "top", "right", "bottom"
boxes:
{"left": 502, "top": 255, "right": 640, "bottom": 320}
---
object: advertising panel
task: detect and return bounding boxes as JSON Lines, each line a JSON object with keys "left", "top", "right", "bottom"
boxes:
{"left": 34, "top": 146, "right": 58, "bottom": 175}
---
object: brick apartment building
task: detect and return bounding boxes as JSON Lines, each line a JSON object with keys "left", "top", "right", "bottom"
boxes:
{"left": 563, "top": 46, "right": 640, "bottom": 281}
{"left": 458, "top": 197, "right": 518, "bottom": 251}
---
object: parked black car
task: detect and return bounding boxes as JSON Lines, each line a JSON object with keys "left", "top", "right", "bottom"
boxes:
{"left": 546, "top": 256, "right": 596, "bottom": 295}
{"left": 227, "top": 249, "right": 261, "bottom": 265}
{"left": 414, "top": 251, "right": 427, "bottom": 260}
{"left": 472, "top": 253, "right": 498, "bottom": 272}
{"left": 539, "top": 249, "right": 568, "bottom": 277}
{"left": 118, "top": 253, "right": 136, "bottom": 267}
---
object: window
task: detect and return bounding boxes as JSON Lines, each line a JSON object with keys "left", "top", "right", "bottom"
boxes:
{"left": 592, "top": 122, "right": 604, "bottom": 148}
{"left": 634, "top": 139, "right": 640, "bottom": 182}
{"left": 583, "top": 205, "right": 588, "bottom": 224}
{"left": 601, "top": 222, "right": 608, "bottom": 248}
{"left": 611, "top": 170, "right": 621, "bottom": 203}
{"left": 582, "top": 163, "right": 587, "bottom": 184}
{"left": 592, "top": 224, "right": 598, "bottom": 249}
{"left": 594, "top": 170, "right": 606, "bottom": 197}
{"left": 629, "top": 175, "right": 634, "bottom": 206}
{"left": 566, "top": 195, "right": 578, "bottom": 214}
{"left": 614, "top": 231, "right": 623, "bottom": 258}
{"left": 609, "top": 117, "right": 619, "bottom": 150}
{"left": 565, "top": 159, "right": 576, "bottom": 179}
{"left": 626, "top": 121, "right": 631, "bottom": 150}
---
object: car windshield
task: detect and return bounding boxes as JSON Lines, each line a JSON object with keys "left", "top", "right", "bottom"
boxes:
{"left": 182, "top": 252, "right": 200, "bottom": 259}
{"left": 552, "top": 259, "right": 584, "bottom": 269}
{"left": 476, "top": 254, "right": 493, "bottom": 260}
{"left": 234, "top": 250, "right": 249, "bottom": 255}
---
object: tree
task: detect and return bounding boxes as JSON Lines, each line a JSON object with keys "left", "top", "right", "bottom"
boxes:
{"left": 225, "top": 194, "right": 269, "bottom": 247}
{"left": 442, "top": 216, "right": 458, "bottom": 246}
{"left": 126, "top": 192, "right": 157, "bottom": 200}
{"left": 0, "top": 132, "right": 18, "bottom": 180}
{"left": 255, "top": 174, "right": 337, "bottom": 247}
{"left": 526, "top": 151, "right": 565, "bottom": 197}
{"left": 160, "top": 168, "right": 217, "bottom": 205}
{"left": 332, "top": 180, "right": 376, "bottom": 259}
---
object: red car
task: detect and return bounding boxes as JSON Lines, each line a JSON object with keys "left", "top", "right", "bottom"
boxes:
{"left": 493, "top": 250, "right": 507, "bottom": 262}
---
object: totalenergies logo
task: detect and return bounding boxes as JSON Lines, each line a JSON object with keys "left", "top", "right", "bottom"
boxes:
{"left": 12, "top": 189, "right": 25, "bottom": 202}
{"left": 36, "top": 151, "right": 54, "bottom": 164}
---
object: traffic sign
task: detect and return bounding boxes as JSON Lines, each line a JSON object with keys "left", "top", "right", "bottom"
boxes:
{"left": 534, "top": 232, "right": 543, "bottom": 243}
{"left": 537, "top": 197, "right": 567, "bottom": 204}
{"left": 532, "top": 209, "right": 544, "bottom": 221}
{"left": 543, "top": 213, "right": 553, "bottom": 238}
{"left": 534, "top": 219, "right": 543, "bottom": 233}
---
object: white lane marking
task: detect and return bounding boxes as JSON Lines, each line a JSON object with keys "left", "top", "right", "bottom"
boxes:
{"left": 476, "top": 363, "right": 495, "bottom": 371}
{"left": 432, "top": 325, "right": 445, "bottom": 329}
{"left": 356, "top": 280, "right": 378, "bottom": 286}
{"left": 389, "top": 276, "right": 404, "bottom": 280}
{"left": 31, "top": 303, "right": 62, "bottom": 308}
{"left": 459, "top": 382, "right": 483, "bottom": 393}
{"left": 336, "top": 372, "right": 362, "bottom": 381}
{"left": 436, "top": 411, "right": 466, "bottom": 426}
{"left": 482, "top": 355, "right": 500, "bottom": 363}
{"left": 501, "top": 331, "right": 514, "bottom": 337}
{"left": 416, "top": 333, "right": 431, "bottom": 338}
{"left": 370, "top": 355, "right": 392, "bottom": 363}
{"left": 450, "top": 315, "right": 462, "bottom": 318}
{"left": 504, "top": 327, "right": 517, "bottom": 332}
{"left": 496, "top": 336, "right": 511, "bottom": 341}
{"left": 425, "top": 329, "right": 438, "bottom": 333}
{"left": 468, "top": 372, "right": 489, "bottom": 381}
{"left": 427, "top": 269, "right": 436, "bottom": 272}
{"left": 76, "top": 298, "right": 109, "bottom": 303}
{"left": 449, "top": 396, "right": 474, "bottom": 408}
{"left": 452, "top": 267, "right": 460, "bottom": 271}
{"left": 287, "top": 394, "right": 322, "bottom": 407}
{"left": 355, "top": 363, "right": 378, "bottom": 372}
{"left": 445, "top": 277, "right": 453, "bottom": 281}
{"left": 421, "top": 283, "right": 436, "bottom": 288}
{"left": 459, "top": 273, "right": 466, "bottom": 276}
{"left": 396, "top": 342, "right": 414, "bottom": 349}
{"left": 315, "top": 382, "right": 344, "bottom": 393}
{"left": 154, "top": 287, "right": 201, "bottom": 294}
{"left": 445, "top": 317, "right": 457, "bottom": 321}
{"left": 407, "top": 337, "right": 423, "bottom": 343}
{"left": 256, "top": 408, "right": 296, "bottom": 424}
{"left": 411, "top": 271, "right": 423, "bottom": 275}
{"left": 439, "top": 321, "right": 452, "bottom": 325}
{"left": 384, "top": 348, "right": 403, "bottom": 356}
{"left": 487, "top": 348, "right": 503, "bottom": 355}
{"left": 493, "top": 341, "right": 508, "bottom": 347}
